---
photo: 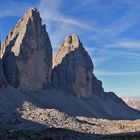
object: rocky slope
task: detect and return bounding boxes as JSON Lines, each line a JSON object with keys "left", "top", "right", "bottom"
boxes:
{"left": 122, "top": 97, "right": 140, "bottom": 110}
{"left": 1, "top": 8, "right": 52, "bottom": 91}
{"left": 0, "top": 91, "right": 139, "bottom": 139}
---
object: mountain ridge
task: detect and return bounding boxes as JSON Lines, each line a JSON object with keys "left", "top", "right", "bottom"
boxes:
{"left": 0, "top": 7, "right": 139, "bottom": 123}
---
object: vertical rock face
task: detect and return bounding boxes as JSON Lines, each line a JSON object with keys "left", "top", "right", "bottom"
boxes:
{"left": 52, "top": 34, "right": 105, "bottom": 97}
{"left": 0, "top": 59, "right": 6, "bottom": 88}
{"left": 92, "top": 74, "right": 104, "bottom": 97}
{"left": 2, "top": 8, "right": 52, "bottom": 91}
{"left": 52, "top": 34, "right": 93, "bottom": 97}
{"left": 0, "top": 42, "right": 6, "bottom": 88}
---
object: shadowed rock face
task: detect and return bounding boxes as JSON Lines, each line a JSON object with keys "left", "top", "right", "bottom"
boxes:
{"left": 0, "top": 43, "right": 6, "bottom": 88}
{"left": 0, "top": 59, "right": 6, "bottom": 88}
{"left": 52, "top": 34, "right": 94, "bottom": 97}
{"left": 92, "top": 74, "right": 104, "bottom": 97}
{"left": 2, "top": 8, "right": 52, "bottom": 91}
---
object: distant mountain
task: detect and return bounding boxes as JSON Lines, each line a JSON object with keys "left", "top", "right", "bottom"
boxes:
{"left": 122, "top": 97, "right": 140, "bottom": 110}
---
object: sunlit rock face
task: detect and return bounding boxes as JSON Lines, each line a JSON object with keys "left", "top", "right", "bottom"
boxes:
{"left": 2, "top": 8, "right": 52, "bottom": 91}
{"left": 52, "top": 34, "right": 93, "bottom": 97}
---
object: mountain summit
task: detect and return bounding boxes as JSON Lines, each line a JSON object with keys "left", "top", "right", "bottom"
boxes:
{"left": 1, "top": 7, "right": 52, "bottom": 91}
{"left": 52, "top": 34, "right": 93, "bottom": 97}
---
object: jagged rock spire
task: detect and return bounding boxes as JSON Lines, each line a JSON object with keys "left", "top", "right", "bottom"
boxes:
{"left": 2, "top": 7, "right": 52, "bottom": 91}
{"left": 53, "top": 34, "right": 82, "bottom": 68}
{"left": 52, "top": 34, "right": 106, "bottom": 98}
{"left": 52, "top": 34, "right": 93, "bottom": 97}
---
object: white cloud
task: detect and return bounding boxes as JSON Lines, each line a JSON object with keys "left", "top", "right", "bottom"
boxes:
{"left": 39, "top": 0, "right": 98, "bottom": 32}
{"left": 107, "top": 40, "right": 140, "bottom": 49}
{"left": 95, "top": 70, "right": 140, "bottom": 77}
{"left": 38, "top": 0, "right": 101, "bottom": 52}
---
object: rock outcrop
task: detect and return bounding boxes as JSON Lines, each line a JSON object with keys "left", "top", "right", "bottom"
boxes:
{"left": 52, "top": 34, "right": 93, "bottom": 97}
{"left": 1, "top": 8, "right": 52, "bottom": 91}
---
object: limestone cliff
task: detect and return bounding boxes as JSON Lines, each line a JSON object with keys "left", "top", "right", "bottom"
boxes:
{"left": 52, "top": 34, "right": 94, "bottom": 97}
{"left": 2, "top": 8, "right": 52, "bottom": 91}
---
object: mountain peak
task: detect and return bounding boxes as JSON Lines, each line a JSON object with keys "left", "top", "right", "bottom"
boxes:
{"left": 52, "top": 34, "right": 93, "bottom": 97}
{"left": 2, "top": 7, "right": 52, "bottom": 91}
{"left": 29, "top": 7, "right": 39, "bottom": 12}
{"left": 25, "top": 7, "right": 40, "bottom": 17}
{"left": 64, "top": 34, "right": 80, "bottom": 49}
{"left": 53, "top": 34, "right": 90, "bottom": 68}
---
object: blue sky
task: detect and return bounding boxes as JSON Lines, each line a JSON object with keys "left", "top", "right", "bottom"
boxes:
{"left": 0, "top": 0, "right": 140, "bottom": 97}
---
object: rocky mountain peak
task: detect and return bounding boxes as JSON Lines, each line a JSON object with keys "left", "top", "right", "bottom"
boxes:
{"left": 27, "top": 7, "right": 39, "bottom": 15}
{"left": 52, "top": 34, "right": 93, "bottom": 97}
{"left": 53, "top": 34, "right": 85, "bottom": 68}
{"left": 63, "top": 34, "right": 80, "bottom": 49}
{"left": 1, "top": 7, "right": 42, "bottom": 57}
{"left": 23, "top": 7, "right": 41, "bottom": 23}
{"left": 2, "top": 8, "right": 52, "bottom": 91}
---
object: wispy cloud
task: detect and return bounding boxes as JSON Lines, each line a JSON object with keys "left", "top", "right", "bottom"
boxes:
{"left": 38, "top": 0, "right": 140, "bottom": 64}
{"left": 105, "top": 8, "right": 140, "bottom": 37}
{"left": 0, "top": 0, "right": 36, "bottom": 18}
{"left": 91, "top": 7, "right": 140, "bottom": 42}
{"left": 39, "top": 0, "right": 98, "bottom": 32}
{"left": 107, "top": 40, "right": 140, "bottom": 49}
{"left": 95, "top": 70, "right": 140, "bottom": 77}
{"left": 39, "top": 0, "right": 101, "bottom": 51}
